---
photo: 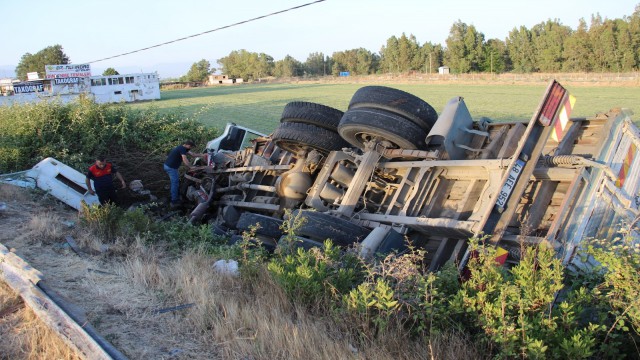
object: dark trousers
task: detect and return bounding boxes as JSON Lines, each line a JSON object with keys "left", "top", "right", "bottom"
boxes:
{"left": 96, "top": 187, "right": 118, "bottom": 205}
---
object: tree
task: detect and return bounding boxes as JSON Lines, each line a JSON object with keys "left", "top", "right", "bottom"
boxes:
{"left": 506, "top": 26, "right": 536, "bottom": 72}
{"left": 183, "top": 59, "right": 212, "bottom": 82}
{"left": 331, "top": 48, "right": 378, "bottom": 76}
{"left": 102, "top": 68, "right": 120, "bottom": 76}
{"left": 303, "top": 52, "right": 326, "bottom": 76}
{"left": 273, "top": 55, "right": 303, "bottom": 77}
{"left": 417, "top": 42, "right": 444, "bottom": 73}
{"left": 15, "top": 44, "right": 70, "bottom": 80}
{"left": 563, "top": 18, "right": 593, "bottom": 72}
{"left": 217, "top": 50, "right": 273, "bottom": 80}
{"left": 380, "top": 36, "right": 400, "bottom": 73}
{"left": 481, "top": 38, "right": 510, "bottom": 73}
{"left": 444, "top": 21, "right": 485, "bottom": 73}
{"left": 531, "top": 19, "right": 572, "bottom": 72}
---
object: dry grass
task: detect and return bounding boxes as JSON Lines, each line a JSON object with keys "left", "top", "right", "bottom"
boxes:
{"left": 117, "top": 247, "right": 486, "bottom": 360}
{"left": 0, "top": 282, "right": 80, "bottom": 360}
{"left": 1, "top": 184, "right": 486, "bottom": 359}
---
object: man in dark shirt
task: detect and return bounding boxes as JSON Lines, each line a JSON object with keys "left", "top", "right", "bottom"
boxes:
{"left": 164, "top": 140, "right": 206, "bottom": 207}
{"left": 86, "top": 156, "right": 126, "bottom": 205}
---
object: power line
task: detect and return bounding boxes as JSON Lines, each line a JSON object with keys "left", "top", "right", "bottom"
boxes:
{"left": 86, "top": 0, "right": 327, "bottom": 64}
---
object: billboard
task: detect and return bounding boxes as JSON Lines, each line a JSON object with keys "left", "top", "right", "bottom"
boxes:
{"left": 45, "top": 64, "right": 91, "bottom": 79}
{"left": 13, "top": 81, "right": 44, "bottom": 94}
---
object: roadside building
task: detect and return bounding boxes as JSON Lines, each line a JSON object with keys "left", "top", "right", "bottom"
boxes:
{"left": 89, "top": 73, "right": 160, "bottom": 103}
{"left": 207, "top": 74, "right": 244, "bottom": 85}
{"left": 0, "top": 64, "right": 160, "bottom": 105}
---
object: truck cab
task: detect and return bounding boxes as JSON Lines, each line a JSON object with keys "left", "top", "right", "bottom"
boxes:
{"left": 205, "top": 123, "right": 266, "bottom": 165}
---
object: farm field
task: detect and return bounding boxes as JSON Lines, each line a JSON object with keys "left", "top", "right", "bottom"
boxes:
{"left": 128, "top": 82, "right": 640, "bottom": 134}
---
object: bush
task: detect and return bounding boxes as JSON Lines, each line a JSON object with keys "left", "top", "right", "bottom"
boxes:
{"left": 0, "top": 98, "right": 217, "bottom": 195}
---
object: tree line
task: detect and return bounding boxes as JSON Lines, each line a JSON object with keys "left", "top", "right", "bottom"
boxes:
{"left": 13, "top": 6, "right": 640, "bottom": 82}
{"left": 213, "top": 6, "right": 640, "bottom": 80}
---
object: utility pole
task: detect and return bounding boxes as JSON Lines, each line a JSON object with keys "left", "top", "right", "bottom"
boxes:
{"left": 490, "top": 52, "right": 493, "bottom": 74}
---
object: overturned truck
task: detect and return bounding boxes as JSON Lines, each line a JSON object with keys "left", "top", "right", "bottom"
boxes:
{"left": 181, "top": 81, "right": 640, "bottom": 269}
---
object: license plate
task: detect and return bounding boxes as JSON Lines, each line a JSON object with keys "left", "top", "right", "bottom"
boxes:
{"left": 495, "top": 159, "right": 526, "bottom": 210}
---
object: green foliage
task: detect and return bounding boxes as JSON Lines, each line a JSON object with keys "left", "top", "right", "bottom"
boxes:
{"left": 79, "top": 201, "right": 222, "bottom": 252}
{"left": 182, "top": 59, "right": 212, "bottom": 82}
{"left": 79, "top": 202, "right": 125, "bottom": 242}
{"left": 273, "top": 55, "right": 304, "bottom": 77}
{"left": 0, "top": 97, "right": 217, "bottom": 173}
{"left": 236, "top": 224, "right": 270, "bottom": 279}
{"left": 102, "top": 68, "right": 120, "bottom": 76}
{"left": 268, "top": 239, "right": 364, "bottom": 308}
{"left": 268, "top": 210, "right": 364, "bottom": 307}
{"left": 445, "top": 21, "right": 485, "bottom": 73}
{"left": 303, "top": 52, "right": 328, "bottom": 76}
{"left": 582, "top": 235, "right": 640, "bottom": 355}
{"left": 331, "top": 48, "right": 379, "bottom": 75}
{"left": 343, "top": 247, "right": 460, "bottom": 340}
{"left": 15, "top": 44, "right": 70, "bottom": 80}
{"left": 217, "top": 50, "right": 274, "bottom": 80}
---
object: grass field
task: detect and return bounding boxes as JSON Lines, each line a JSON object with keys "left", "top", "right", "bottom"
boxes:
{"left": 128, "top": 82, "right": 640, "bottom": 134}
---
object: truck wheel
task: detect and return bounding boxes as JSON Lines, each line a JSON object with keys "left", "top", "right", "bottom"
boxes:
{"left": 290, "top": 210, "right": 370, "bottom": 246}
{"left": 338, "top": 108, "right": 428, "bottom": 150}
{"left": 272, "top": 122, "right": 350, "bottom": 154}
{"left": 277, "top": 235, "right": 325, "bottom": 251}
{"left": 348, "top": 86, "right": 438, "bottom": 132}
{"left": 281, "top": 101, "right": 344, "bottom": 131}
{"left": 236, "top": 213, "right": 284, "bottom": 239}
{"left": 229, "top": 234, "right": 277, "bottom": 253}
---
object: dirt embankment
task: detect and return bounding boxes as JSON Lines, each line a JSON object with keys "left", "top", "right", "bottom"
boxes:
{"left": 0, "top": 185, "right": 220, "bottom": 359}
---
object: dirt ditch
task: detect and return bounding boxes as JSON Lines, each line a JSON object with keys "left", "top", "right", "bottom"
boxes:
{"left": 0, "top": 184, "right": 220, "bottom": 359}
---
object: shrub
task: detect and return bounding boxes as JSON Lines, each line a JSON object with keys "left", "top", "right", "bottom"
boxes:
{"left": 0, "top": 98, "right": 217, "bottom": 195}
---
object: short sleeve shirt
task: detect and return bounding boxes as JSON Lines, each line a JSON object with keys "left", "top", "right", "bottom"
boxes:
{"left": 165, "top": 145, "right": 189, "bottom": 169}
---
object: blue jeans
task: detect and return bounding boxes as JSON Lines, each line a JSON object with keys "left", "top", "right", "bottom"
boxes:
{"left": 164, "top": 164, "right": 180, "bottom": 203}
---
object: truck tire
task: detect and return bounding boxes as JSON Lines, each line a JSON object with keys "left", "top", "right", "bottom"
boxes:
{"left": 281, "top": 101, "right": 344, "bottom": 131}
{"left": 236, "top": 213, "right": 283, "bottom": 239}
{"left": 229, "top": 234, "right": 277, "bottom": 253}
{"left": 338, "top": 108, "right": 428, "bottom": 150}
{"left": 290, "top": 210, "right": 370, "bottom": 246}
{"left": 272, "top": 122, "right": 350, "bottom": 154}
{"left": 348, "top": 86, "right": 438, "bottom": 132}
{"left": 277, "top": 235, "right": 325, "bottom": 251}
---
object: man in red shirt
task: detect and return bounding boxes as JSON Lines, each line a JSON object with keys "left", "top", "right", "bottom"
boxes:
{"left": 85, "top": 156, "right": 126, "bottom": 205}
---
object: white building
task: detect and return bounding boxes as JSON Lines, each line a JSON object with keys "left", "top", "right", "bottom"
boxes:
{"left": 89, "top": 73, "right": 160, "bottom": 103}
{"left": 0, "top": 63, "right": 161, "bottom": 106}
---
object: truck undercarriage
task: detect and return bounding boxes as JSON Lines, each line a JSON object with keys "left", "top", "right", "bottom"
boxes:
{"left": 180, "top": 81, "right": 640, "bottom": 270}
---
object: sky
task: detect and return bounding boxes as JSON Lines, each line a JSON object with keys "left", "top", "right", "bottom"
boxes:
{"left": 1, "top": 0, "right": 637, "bottom": 78}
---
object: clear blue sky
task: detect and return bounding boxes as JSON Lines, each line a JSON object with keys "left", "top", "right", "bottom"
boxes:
{"left": 0, "top": 0, "right": 637, "bottom": 78}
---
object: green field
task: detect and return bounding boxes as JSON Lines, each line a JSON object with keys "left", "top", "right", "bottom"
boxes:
{"left": 128, "top": 82, "right": 640, "bottom": 134}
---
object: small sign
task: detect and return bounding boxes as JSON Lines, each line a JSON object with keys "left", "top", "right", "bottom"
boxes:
{"left": 13, "top": 81, "right": 44, "bottom": 94}
{"left": 54, "top": 77, "right": 80, "bottom": 85}
{"left": 339, "top": 71, "right": 350, "bottom": 77}
{"left": 27, "top": 72, "right": 40, "bottom": 80}
{"left": 45, "top": 64, "right": 91, "bottom": 79}
{"left": 495, "top": 158, "right": 526, "bottom": 210}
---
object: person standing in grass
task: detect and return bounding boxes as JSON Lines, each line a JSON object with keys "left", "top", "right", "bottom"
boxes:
{"left": 86, "top": 155, "right": 126, "bottom": 205}
{"left": 164, "top": 140, "right": 206, "bottom": 208}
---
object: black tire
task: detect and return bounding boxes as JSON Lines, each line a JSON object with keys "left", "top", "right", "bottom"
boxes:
{"left": 348, "top": 86, "right": 438, "bottom": 131}
{"left": 338, "top": 108, "right": 428, "bottom": 150}
{"left": 229, "top": 234, "right": 277, "bottom": 253}
{"left": 277, "top": 235, "right": 325, "bottom": 251}
{"left": 211, "top": 224, "right": 230, "bottom": 237}
{"left": 280, "top": 101, "right": 344, "bottom": 131}
{"left": 290, "top": 210, "right": 370, "bottom": 246}
{"left": 236, "top": 213, "right": 283, "bottom": 239}
{"left": 272, "top": 122, "right": 350, "bottom": 154}
{"left": 376, "top": 228, "right": 407, "bottom": 254}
